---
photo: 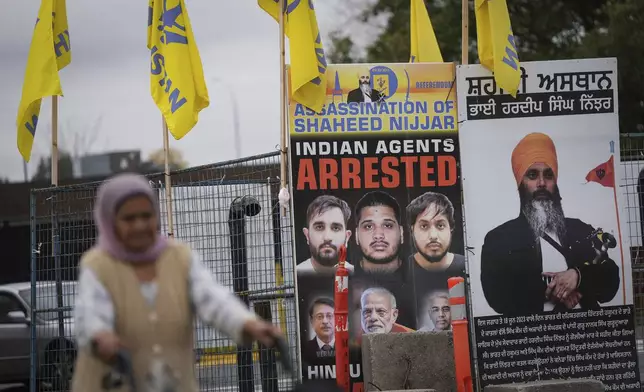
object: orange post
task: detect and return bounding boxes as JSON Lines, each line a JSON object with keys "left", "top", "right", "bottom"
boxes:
{"left": 334, "top": 245, "right": 350, "bottom": 392}
{"left": 448, "top": 277, "right": 473, "bottom": 392}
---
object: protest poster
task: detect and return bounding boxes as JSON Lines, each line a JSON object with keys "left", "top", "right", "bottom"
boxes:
{"left": 288, "top": 62, "right": 465, "bottom": 391}
{"left": 457, "top": 58, "right": 641, "bottom": 391}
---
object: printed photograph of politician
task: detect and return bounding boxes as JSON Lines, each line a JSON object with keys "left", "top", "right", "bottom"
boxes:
{"left": 460, "top": 125, "right": 632, "bottom": 318}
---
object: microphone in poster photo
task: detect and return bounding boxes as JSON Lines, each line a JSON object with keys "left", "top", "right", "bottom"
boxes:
{"left": 296, "top": 195, "right": 356, "bottom": 276}
{"left": 480, "top": 132, "right": 621, "bottom": 316}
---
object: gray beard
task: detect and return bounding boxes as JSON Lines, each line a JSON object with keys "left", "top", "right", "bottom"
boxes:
{"left": 522, "top": 199, "right": 566, "bottom": 240}
{"left": 360, "top": 84, "right": 372, "bottom": 95}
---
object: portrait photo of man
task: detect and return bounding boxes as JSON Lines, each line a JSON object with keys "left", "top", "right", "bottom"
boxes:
{"left": 303, "top": 297, "right": 336, "bottom": 364}
{"left": 480, "top": 132, "right": 621, "bottom": 315}
{"left": 406, "top": 191, "right": 465, "bottom": 294}
{"left": 347, "top": 69, "right": 384, "bottom": 104}
{"left": 417, "top": 290, "right": 451, "bottom": 332}
{"left": 360, "top": 287, "right": 414, "bottom": 334}
{"left": 354, "top": 191, "right": 405, "bottom": 274}
{"left": 297, "top": 195, "right": 355, "bottom": 275}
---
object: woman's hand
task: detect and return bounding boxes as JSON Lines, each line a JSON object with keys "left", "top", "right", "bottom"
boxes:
{"left": 91, "top": 331, "right": 123, "bottom": 363}
{"left": 242, "top": 318, "right": 283, "bottom": 348}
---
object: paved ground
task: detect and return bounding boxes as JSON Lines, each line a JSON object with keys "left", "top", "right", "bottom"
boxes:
{"left": 0, "top": 386, "right": 23, "bottom": 392}
{"left": 0, "top": 363, "right": 295, "bottom": 392}
{"left": 196, "top": 362, "right": 295, "bottom": 391}
{"left": 2, "top": 343, "right": 642, "bottom": 391}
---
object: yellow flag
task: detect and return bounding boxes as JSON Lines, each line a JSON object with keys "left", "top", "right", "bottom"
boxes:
{"left": 474, "top": 0, "right": 521, "bottom": 97}
{"left": 258, "top": 0, "right": 328, "bottom": 113}
{"left": 410, "top": 0, "right": 443, "bottom": 63}
{"left": 16, "top": 0, "right": 71, "bottom": 162}
{"left": 147, "top": 0, "right": 209, "bottom": 140}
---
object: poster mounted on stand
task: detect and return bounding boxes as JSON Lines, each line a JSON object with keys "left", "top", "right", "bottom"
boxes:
{"left": 288, "top": 62, "right": 465, "bottom": 391}
{"left": 457, "top": 58, "right": 641, "bottom": 391}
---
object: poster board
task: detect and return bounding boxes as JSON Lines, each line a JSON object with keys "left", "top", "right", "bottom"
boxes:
{"left": 457, "top": 58, "right": 641, "bottom": 391}
{"left": 288, "top": 62, "right": 464, "bottom": 390}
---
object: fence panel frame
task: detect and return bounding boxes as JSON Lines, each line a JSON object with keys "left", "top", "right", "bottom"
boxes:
{"left": 28, "top": 151, "right": 300, "bottom": 392}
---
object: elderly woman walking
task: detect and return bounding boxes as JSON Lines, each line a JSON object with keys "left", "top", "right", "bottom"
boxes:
{"left": 71, "top": 173, "right": 282, "bottom": 392}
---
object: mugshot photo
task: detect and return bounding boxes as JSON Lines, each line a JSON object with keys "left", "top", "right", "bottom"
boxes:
{"left": 459, "top": 119, "right": 631, "bottom": 317}
{"left": 295, "top": 194, "right": 355, "bottom": 276}
{"left": 292, "top": 188, "right": 464, "bottom": 280}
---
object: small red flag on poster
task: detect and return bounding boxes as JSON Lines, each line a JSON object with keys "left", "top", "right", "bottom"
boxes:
{"left": 585, "top": 155, "right": 615, "bottom": 188}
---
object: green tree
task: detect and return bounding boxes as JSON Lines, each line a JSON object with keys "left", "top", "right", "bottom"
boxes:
{"left": 31, "top": 151, "right": 75, "bottom": 182}
{"left": 573, "top": 0, "right": 644, "bottom": 133}
{"left": 327, "top": 0, "right": 643, "bottom": 132}
{"left": 146, "top": 148, "right": 189, "bottom": 171}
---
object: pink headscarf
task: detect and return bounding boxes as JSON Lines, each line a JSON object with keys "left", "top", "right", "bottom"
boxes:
{"left": 93, "top": 173, "right": 168, "bottom": 263}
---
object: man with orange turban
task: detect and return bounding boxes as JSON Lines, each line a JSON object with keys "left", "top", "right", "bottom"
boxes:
{"left": 480, "top": 132, "right": 620, "bottom": 316}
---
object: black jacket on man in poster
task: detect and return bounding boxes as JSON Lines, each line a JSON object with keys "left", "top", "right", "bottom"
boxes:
{"left": 480, "top": 213, "right": 620, "bottom": 316}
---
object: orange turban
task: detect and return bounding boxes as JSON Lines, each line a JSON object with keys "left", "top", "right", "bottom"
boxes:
{"left": 511, "top": 132, "right": 558, "bottom": 186}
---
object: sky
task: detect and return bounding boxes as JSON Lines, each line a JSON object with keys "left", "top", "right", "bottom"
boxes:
{"left": 0, "top": 0, "right": 385, "bottom": 182}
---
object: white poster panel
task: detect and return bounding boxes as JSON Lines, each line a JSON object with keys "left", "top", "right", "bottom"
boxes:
{"left": 457, "top": 58, "right": 640, "bottom": 391}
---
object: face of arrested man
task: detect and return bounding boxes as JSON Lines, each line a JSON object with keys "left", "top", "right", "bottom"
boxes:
{"left": 356, "top": 205, "right": 403, "bottom": 265}
{"left": 304, "top": 207, "right": 351, "bottom": 267}
{"left": 412, "top": 204, "right": 453, "bottom": 263}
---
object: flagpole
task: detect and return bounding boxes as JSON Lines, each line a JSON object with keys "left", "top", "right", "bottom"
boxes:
{"left": 611, "top": 159, "right": 626, "bottom": 304}
{"left": 279, "top": 0, "right": 288, "bottom": 216}
{"left": 461, "top": 0, "right": 469, "bottom": 65}
{"left": 50, "top": 93, "right": 69, "bottom": 384}
{"left": 163, "top": 118, "right": 175, "bottom": 237}
{"left": 51, "top": 96, "right": 59, "bottom": 186}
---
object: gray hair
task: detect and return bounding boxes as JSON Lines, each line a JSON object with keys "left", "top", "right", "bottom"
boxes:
{"left": 425, "top": 290, "right": 449, "bottom": 307}
{"left": 360, "top": 287, "right": 397, "bottom": 310}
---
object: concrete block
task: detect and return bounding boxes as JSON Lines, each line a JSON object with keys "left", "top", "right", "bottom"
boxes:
{"left": 382, "top": 390, "right": 435, "bottom": 392}
{"left": 484, "top": 378, "right": 605, "bottom": 392}
{"left": 361, "top": 331, "right": 456, "bottom": 392}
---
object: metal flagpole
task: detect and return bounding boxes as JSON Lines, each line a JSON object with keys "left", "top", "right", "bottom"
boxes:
{"left": 279, "top": 0, "right": 288, "bottom": 216}
{"left": 162, "top": 118, "right": 175, "bottom": 237}
{"left": 50, "top": 94, "right": 69, "bottom": 387}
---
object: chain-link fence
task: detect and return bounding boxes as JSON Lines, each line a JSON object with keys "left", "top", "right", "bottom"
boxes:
{"left": 620, "top": 134, "right": 644, "bottom": 348}
{"left": 29, "top": 151, "right": 299, "bottom": 392}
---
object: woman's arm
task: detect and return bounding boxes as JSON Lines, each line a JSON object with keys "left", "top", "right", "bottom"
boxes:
{"left": 188, "top": 252, "right": 258, "bottom": 345}
{"left": 73, "top": 266, "right": 115, "bottom": 347}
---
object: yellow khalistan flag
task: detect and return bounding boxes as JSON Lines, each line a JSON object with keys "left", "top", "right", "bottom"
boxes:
{"left": 258, "top": 0, "right": 327, "bottom": 113}
{"left": 410, "top": 0, "right": 443, "bottom": 63}
{"left": 16, "top": 0, "right": 71, "bottom": 162}
{"left": 147, "top": 0, "right": 209, "bottom": 140}
{"left": 475, "top": 0, "right": 521, "bottom": 97}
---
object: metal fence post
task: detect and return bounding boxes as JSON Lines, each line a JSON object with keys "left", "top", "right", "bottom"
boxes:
{"left": 29, "top": 192, "right": 37, "bottom": 392}
{"left": 229, "top": 196, "right": 261, "bottom": 392}
{"left": 255, "top": 301, "right": 279, "bottom": 392}
{"left": 50, "top": 189, "right": 69, "bottom": 389}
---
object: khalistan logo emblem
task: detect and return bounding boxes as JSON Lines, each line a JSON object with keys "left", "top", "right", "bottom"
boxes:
{"left": 596, "top": 168, "right": 606, "bottom": 180}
